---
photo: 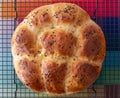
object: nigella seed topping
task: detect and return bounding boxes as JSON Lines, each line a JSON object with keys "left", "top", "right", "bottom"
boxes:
{"left": 36, "top": 78, "right": 39, "bottom": 83}
{"left": 29, "top": 70, "right": 32, "bottom": 74}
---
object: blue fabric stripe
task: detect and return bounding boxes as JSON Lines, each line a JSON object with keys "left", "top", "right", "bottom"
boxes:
{"left": 95, "top": 17, "right": 120, "bottom": 51}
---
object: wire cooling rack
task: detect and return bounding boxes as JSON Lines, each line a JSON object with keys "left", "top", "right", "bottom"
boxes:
{"left": 0, "top": 0, "right": 120, "bottom": 98}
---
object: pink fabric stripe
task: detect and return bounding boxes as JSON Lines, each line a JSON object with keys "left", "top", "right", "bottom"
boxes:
{"left": 16, "top": 0, "right": 119, "bottom": 18}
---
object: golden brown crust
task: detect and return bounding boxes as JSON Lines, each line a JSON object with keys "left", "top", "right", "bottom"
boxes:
{"left": 40, "top": 29, "right": 77, "bottom": 56}
{"left": 12, "top": 27, "right": 38, "bottom": 56}
{"left": 80, "top": 21, "right": 106, "bottom": 61}
{"left": 42, "top": 61, "right": 67, "bottom": 94}
{"left": 15, "top": 58, "right": 44, "bottom": 91}
{"left": 11, "top": 3, "right": 106, "bottom": 95}
{"left": 53, "top": 3, "right": 77, "bottom": 23}
{"left": 82, "top": 35, "right": 105, "bottom": 61}
{"left": 32, "top": 11, "right": 50, "bottom": 26}
{"left": 66, "top": 62, "right": 99, "bottom": 92}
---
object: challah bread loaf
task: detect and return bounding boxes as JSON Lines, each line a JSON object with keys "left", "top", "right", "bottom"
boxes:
{"left": 11, "top": 3, "right": 106, "bottom": 95}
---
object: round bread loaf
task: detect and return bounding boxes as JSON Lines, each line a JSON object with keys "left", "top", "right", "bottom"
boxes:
{"left": 11, "top": 3, "right": 106, "bottom": 95}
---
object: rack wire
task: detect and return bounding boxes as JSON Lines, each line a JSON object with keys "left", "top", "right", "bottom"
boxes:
{"left": 0, "top": 0, "right": 120, "bottom": 98}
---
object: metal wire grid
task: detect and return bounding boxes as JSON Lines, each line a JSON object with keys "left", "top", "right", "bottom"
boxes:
{"left": 0, "top": 0, "right": 120, "bottom": 98}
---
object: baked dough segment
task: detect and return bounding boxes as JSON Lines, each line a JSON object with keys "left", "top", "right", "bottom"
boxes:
{"left": 65, "top": 61, "right": 100, "bottom": 92}
{"left": 40, "top": 29, "right": 77, "bottom": 56}
{"left": 42, "top": 61, "right": 67, "bottom": 94}
{"left": 13, "top": 58, "right": 44, "bottom": 92}
{"left": 11, "top": 25, "right": 38, "bottom": 56}
{"left": 79, "top": 21, "right": 106, "bottom": 62}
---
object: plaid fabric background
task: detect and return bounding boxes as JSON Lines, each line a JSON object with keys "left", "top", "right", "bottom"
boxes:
{"left": 0, "top": 0, "right": 120, "bottom": 98}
